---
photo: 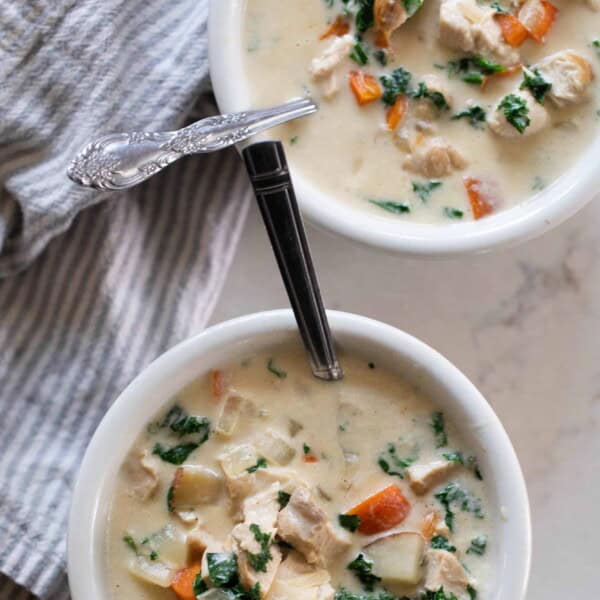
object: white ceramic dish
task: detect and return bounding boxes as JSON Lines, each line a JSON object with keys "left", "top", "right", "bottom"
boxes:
{"left": 68, "top": 309, "right": 531, "bottom": 600}
{"left": 209, "top": 0, "right": 599, "bottom": 256}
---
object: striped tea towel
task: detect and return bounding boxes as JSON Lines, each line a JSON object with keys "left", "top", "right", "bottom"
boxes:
{"left": 0, "top": 1, "right": 252, "bottom": 598}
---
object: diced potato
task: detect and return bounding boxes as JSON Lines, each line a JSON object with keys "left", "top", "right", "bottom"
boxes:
{"left": 216, "top": 395, "right": 250, "bottom": 437}
{"left": 365, "top": 532, "right": 425, "bottom": 588}
{"left": 151, "top": 525, "right": 188, "bottom": 567}
{"left": 219, "top": 444, "right": 259, "bottom": 478}
{"left": 171, "top": 465, "right": 223, "bottom": 510}
{"left": 256, "top": 429, "right": 296, "bottom": 466}
{"left": 128, "top": 555, "right": 175, "bottom": 588}
{"left": 406, "top": 460, "right": 457, "bottom": 495}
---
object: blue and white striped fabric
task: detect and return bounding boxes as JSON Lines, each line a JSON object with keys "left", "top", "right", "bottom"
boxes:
{"left": 0, "top": 1, "right": 252, "bottom": 598}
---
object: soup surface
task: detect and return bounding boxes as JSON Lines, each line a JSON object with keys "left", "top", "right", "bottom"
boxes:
{"left": 107, "top": 345, "right": 494, "bottom": 600}
{"left": 243, "top": 0, "right": 600, "bottom": 223}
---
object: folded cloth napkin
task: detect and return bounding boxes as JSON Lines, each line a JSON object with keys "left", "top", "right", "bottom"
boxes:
{"left": 0, "top": 1, "right": 252, "bottom": 598}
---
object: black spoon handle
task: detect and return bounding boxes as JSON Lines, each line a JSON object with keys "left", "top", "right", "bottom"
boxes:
{"left": 243, "top": 141, "right": 343, "bottom": 381}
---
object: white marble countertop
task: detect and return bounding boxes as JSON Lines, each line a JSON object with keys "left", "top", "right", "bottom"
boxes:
{"left": 211, "top": 201, "right": 600, "bottom": 599}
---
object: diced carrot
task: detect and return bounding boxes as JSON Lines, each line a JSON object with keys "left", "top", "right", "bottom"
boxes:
{"left": 171, "top": 563, "right": 202, "bottom": 600}
{"left": 481, "top": 64, "right": 522, "bottom": 90}
{"left": 494, "top": 13, "right": 528, "bottom": 47}
{"left": 375, "top": 30, "right": 390, "bottom": 49}
{"left": 210, "top": 369, "right": 226, "bottom": 399}
{"left": 386, "top": 95, "right": 408, "bottom": 131}
{"left": 320, "top": 15, "right": 350, "bottom": 40}
{"left": 464, "top": 177, "right": 494, "bottom": 220}
{"left": 524, "top": 0, "right": 558, "bottom": 43}
{"left": 349, "top": 71, "right": 383, "bottom": 106}
{"left": 347, "top": 484, "right": 411, "bottom": 535}
{"left": 421, "top": 511, "right": 441, "bottom": 541}
{"left": 303, "top": 454, "right": 319, "bottom": 463}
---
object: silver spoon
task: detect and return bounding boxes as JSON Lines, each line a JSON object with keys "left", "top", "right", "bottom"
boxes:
{"left": 67, "top": 97, "right": 317, "bottom": 190}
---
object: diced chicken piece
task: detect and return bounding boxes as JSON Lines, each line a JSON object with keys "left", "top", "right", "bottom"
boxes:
{"left": 267, "top": 551, "right": 335, "bottom": 600}
{"left": 439, "top": 0, "right": 519, "bottom": 65}
{"left": 404, "top": 136, "right": 468, "bottom": 178}
{"left": 277, "top": 486, "right": 350, "bottom": 567}
{"left": 488, "top": 90, "right": 549, "bottom": 138}
{"left": 128, "top": 555, "right": 175, "bottom": 588}
{"left": 365, "top": 532, "right": 426, "bottom": 589}
{"left": 536, "top": 50, "right": 594, "bottom": 107}
{"left": 232, "top": 484, "right": 283, "bottom": 597}
{"left": 216, "top": 395, "right": 254, "bottom": 437}
{"left": 425, "top": 549, "right": 473, "bottom": 598}
{"left": 374, "top": 0, "right": 408, "bottom": 47}
{"left": 171, "top": 465, "right": 223, "bottom": 511}
{"left": 187, "top": 524, "right": 222, "bottom": 562}
{"left": 310, "top": 34, "right": 355, "bottom": 99}
{"left": 256, "top": 429, "right": 296, "bottom": 466}
{"left": 406, "top": 460, "right": 458, "bottom": 495}
{"left": 123, "top": 448, "right": 160, "bottom": 501}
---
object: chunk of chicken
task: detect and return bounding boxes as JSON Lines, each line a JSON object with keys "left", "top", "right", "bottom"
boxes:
{"left": 123, "top": 448, "right": 159, "bottom": 501}
{"left": 267, "top": 551, "right": 335, "bottom": 600}
{"left": 310, "top": 35, "right": 355, "bottom": 99}
{"left": 439, "top": 0, "right": 519, "bottom": 65}
{"left": 406, "top": 460, "right": 458, "bottom": 495}
{"left": 488, "top": 90, "right": 549, "bottom": 138}
{"left": 277, "top": 486, "right": 350, "bottom": 567}
{"left": 374, "top": 0, "right": 408, "bottom": 47}
{"left": 231, "top": 483, "right": 283, "bottom": 597}
{"left": 425, "top": 549, "right": 474, "bottom": 598}
{"left": 536, "top": 50, "right": 594, "bottom": 107}
{"left": 404, "top": 136, "right": 468, "bottom": 178}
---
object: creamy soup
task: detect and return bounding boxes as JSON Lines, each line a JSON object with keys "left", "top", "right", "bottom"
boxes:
{"left": 242, "top": 0, "right": 600, "bottom": 223}
{"left": 107, "top": 345, "right": 494, "bottom": 600}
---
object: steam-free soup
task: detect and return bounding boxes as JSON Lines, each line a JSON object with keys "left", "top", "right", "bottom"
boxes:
{"left": 243, "top": 0, "right": 600, "bottom": 223}
{"left": 107, "top": 345, "right": 494, "bottom": 600}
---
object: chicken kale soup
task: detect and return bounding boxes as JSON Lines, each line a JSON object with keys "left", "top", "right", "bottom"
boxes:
{"left": 107, "top": 345, "right": 493, "bottom": 600}
{"left": 243, "top": 0, "right": 600, "bottom": 223}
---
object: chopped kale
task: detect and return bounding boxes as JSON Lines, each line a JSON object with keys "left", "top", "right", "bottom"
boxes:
{"left": 277, "top": 490, "right": 291, "bottom": 509}
{"left": 193, "top": 572, "right": 208, "bottom": 595}
{"left": 380, "top": 67, "right": 413, "bottom": 106}
{"left": 467, "top": 455, "right": 484, "bottom": 480}
{"left": 334, "top": 590, "right": 397, "bottom": 600}
{"left": 167, "top": 485, "right": 175, "bottom": 513}
{"left": 452, "top": 105, "right": 487, "bottom": 128}
{"left": 374, "top": 49, "right": 388, "bottom": 66}
{"left": 303, "top": 443, "right": 311, "bottom": 454}
{"left": 378, "top": 442, "right": 417, "bottom": 479}
{"left": 246, "top": 524, "right": 273, "bottom": 572}
{"left": 350, "top": 41, "right": 369, "bottom": 65}
{"left": 347, "top": 553, "right": 381, "bottom": 592}
{"left": 498, "top": 93, "right": 530, "bottom": 134}
{"left": 520, "top": 67, "right": 552, "bottom": 104}
{"left": 443, "top": 56, "right": 506, "bottom": 85}
{"left": 338, "top": 514, "right": 362, "bottom": 532}
{"left": 430, "top": 535, "right": 457, "bottom": 553}
{"left": 170, "top": 415, "right": 210, "bottom": 439}
{"left": 246, "top": 457, "right": 268, "bottom": 473}
{"left": 413, "top": 180, "right": 442, "bottom": 202}
{"left": 490, "top": 0, "right": 509, "bottom": 13}
{"left": 443, "top": 451, "right": 465, "bottom": 465}
{"left": 435, "top": 482, "right": 484, "bottom": 532}
{"left": 207, "top": 552, "right": 239, "bottom": 588}
{"left": 467, "top": 585, "right": 478, "bottom": 599}
{"left": 466, "top": 535, "right": 487, "bottom": 556}
{"left": 355, "top": 0, "right": 375, "bottom": 33}
{"left": 413, "top": 82, "right": 450, "bottom": 110}
{"left": 403, "top": 0, "right": 424, "bottom": 16}
{"left": 431, "top": 411, "right": 448, "bottom": 448}
{"left": 444, "top": 207, "right": 464, "bottom": 219}
{"left": 153, "top": 441, "right": 201, "bottom": 465}
{"left": 123, "top": 534, "right": 137, "bottom": 553}
{"left": 267, "top": 358, "right": 287, "bottom": 379}
{"left": 149, "top": 550, "right": 158, "bottom": 561}
{"left": 290, "top": 135, "right": 299, "bottom": 145}
{"left": 369, "top": 199, "right": 411, "bottom": 214}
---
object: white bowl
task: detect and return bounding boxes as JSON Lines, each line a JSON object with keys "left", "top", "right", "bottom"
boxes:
{"left": 209, "top": 0, "right": 600, "bottom": 256}
{"left": 68, "top": 310, "right": 531, "bottom": 600}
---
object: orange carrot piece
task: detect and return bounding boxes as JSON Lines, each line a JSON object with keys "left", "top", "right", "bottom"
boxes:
{"left": 464, "top": 177, "right": 494, "bottom": 220}
{"left": 524, "top": 1, "right": 558, "bottom": 43}
{"left": 375, "top": 30, "right": 390, "bottom": 49}
{"left": 386, "top": 95, "right": 408, "bottom": 131}
{"left": 320, "top": 15, "right": 350, "bottom": 40}
{"left": 347, "top": 484, "right": 411, "bottom": 535}
{"left": 303, "top": 454, "right": 319, "bottom": 463}
{"left": 494, "top": 13, "right": 528, "bottom": 47}
{"left": 421, "top": 511, "right": 441, "bottom": 541}
{"left": 481, "top": 64, "right": 522, "bottom": 90}
{"left": 349, "top": 71, "right": 383, "bottom": 106}
{"left": 210, "top": 369, "right": 226, "bottom": 399}
{"left": 171, "top": 564, "right": 202, "bottom": 600}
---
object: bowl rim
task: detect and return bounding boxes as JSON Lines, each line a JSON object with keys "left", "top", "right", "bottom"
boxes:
{"left": 208, "top": 0, "right": 600, "bottom": 256}
{"left": 67, "top": 309, "right": 531, "bottom": 600}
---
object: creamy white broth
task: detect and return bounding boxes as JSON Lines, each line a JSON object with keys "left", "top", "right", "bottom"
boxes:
{"left": 106, "top": 345, "right": 494, "bottom": 600}
{"left": 242, "top": 0, "right": 600, "bottom": 224}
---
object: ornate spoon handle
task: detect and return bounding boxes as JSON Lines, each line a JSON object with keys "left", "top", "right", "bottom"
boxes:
{"left": 67, "top": 97, "right": 317, "bottom": 191}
